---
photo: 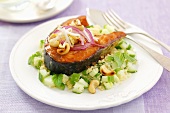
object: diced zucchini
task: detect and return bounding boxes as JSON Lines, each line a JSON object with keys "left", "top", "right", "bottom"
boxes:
{"left": 72, "top": 82, "right": 84, "bottom": 94}
{"left": 43, "top": 76, "right": 55, "bottom": 88}
{"left": 103, "top": 82, "right": 113, "bottom": 90}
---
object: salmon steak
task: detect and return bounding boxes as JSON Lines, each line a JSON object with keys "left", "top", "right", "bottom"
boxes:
{"left": 44, "top": 16, "right": 126, "bottom": 75}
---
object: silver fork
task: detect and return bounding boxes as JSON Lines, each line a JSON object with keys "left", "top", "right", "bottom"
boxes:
{"left": 103, "top": 9, "right": 170, "bottom": 52}
{"left": 101, "top": 9, "right": 170, "bottom": 71}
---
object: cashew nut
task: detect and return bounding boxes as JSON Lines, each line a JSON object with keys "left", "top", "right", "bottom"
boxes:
{"left": 75, "top": 25, "right": 84, "bottom": 31}
{"left": 57, "top": 43, "right": 70, "bottom": 55}
{"left": 70, "top": 19, "right": 84, "bottom": 31}
{"left": 48, "top": 33, "right": 57, "bottom": 41}
{"left": 88, "top": 80, "right": 100, "bottom": 94}
{"left": 49, "top": 38, "right": 59, "bottom": 47}
{"left": 100, "top": 65, "right": 115, "bottom": 76}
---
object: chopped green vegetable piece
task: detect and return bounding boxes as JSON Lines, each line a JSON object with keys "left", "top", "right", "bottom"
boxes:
{"left": 34, "top": 57, "right": 43, "bottom": 69}
{"left": 43, "top": 76, "right": 55, "bottom": 88}
{"left": 105, "top": 55, "right": 114, "bottom": 62}
{"left": 86, "top": 25, "right": 94, "bottom": 28}
{"left": 103, "top": 82, "right": 113, "bottom": 90}
{"left": 108, "top": 76, "right": 114, "bottom": 83}
{"left": 70, "top": 73, "right": 80, "bottom": 85}
{"left": 123, "top": 53, "right": 136, "bottom": 63}
{"left": 39, "top": 40, "right": 45, "bottom": 49}
{"left": 82, "top": 70, "right": 88, "bottom": 75}
{"left": 114, "top": 68, "right": 122, "bottom": 73}
{"left": 127, "top": 44, "right": 132, "bottom": 50}
{"left": 52, "top": 74, "right": 65, "bottom": 90}
{"left": 72, "top": 82, "right": 84, "bottom": 94}
{"left": 28, "top": 51, "right": 42, "bottom": 66}
{"left": 39, "top": 69, "right": 50, "bottom": 82}
{"left": 113, "top": 52, "right": 125, "bottom": 67}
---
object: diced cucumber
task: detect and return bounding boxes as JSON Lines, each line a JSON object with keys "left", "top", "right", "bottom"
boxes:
{"left": 123, "top": 53, "right": 137, "bottom": 63}
{"left": 89, "top": 68, "right": 99, "bottom": 77}
{"left": 119, "top": 41, "right": 128, "bottom": 49}
{"left": 127, "top": 62, "right": 137, "bottom": 73}
{"left": 72, "top": 82, "right": 84, "bottom": 94}
{"left": 28, "top": 51, "right": 42, "bottom": 66}
{"left": 62, "top": 74, "right": 69, "bottom": 84}
{"left": 127, "top": 50, "right": 136, "bottom": 57}
{"left": 114, "top": 74, "right": 120, "bottom": 83}
{"left": 101, "top": 76, "right": 108, "bottom": 83}
{"left": 108, "top": 76, "right": 114, "bottom": 83}
{"left": 101, "top": 29, "right": 110, "bottom": 34}
{"left": 117, "top": 70, "right": 128, "bottom": 81}
{"left": 110, "top": 61, "right": 118, "bottom": 70}
{"left": 78, "top": 78, "right": 89, "bottom": 88}
{"left": 101, "top": 76, "right": 114, "bottom": 83}
{"left": 104, "top": 25, "right": 115, "bottom": 33}
{"left": 39, "top": 69, "right": 50, "bottom": 82}
{"left": 121, "top": 61, "right": 127, "bottom": 69}
{"left": 34, "top": 57, "right": 43, "bottom": 69}
{"left": 105, "top": 55, "right": 114, "bottom": 62}
{"left": 103, "top": 82, "right": 113, "bottom": 90}
{"left": 88, "top": 27, "right": 101, "bottom": 36}
{"left": 43, "top": 76, "right": 55, "bottom": 88}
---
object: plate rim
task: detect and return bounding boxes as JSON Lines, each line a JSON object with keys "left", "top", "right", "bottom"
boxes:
{"left": 9, "top": 15, "right": 163, "bottom": 110}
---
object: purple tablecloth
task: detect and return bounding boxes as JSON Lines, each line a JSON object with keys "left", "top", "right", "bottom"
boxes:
{"left": 0, "top": 0, "right": 170, "bottom": 113}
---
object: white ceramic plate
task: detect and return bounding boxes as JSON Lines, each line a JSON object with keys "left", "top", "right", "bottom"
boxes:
{"left": 0, "top": 0, "right": 73, "bottom": 23}
{"left": 9, "top": 16, "right": 163, "bottom": 110}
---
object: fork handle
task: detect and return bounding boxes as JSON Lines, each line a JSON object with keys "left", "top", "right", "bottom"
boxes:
{"left": 127, "top": 37, "right": 170, "bottom": 71}
{"left": 126, "top": 32, "right": 170, "bottom": 52}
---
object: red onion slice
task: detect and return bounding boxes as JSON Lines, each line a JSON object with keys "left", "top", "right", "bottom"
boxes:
{"left": 70, "top": 43, "right": 92, "bottom": 50}
{"left": 53, "top": 29, "right": 60, "bottom": 33}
